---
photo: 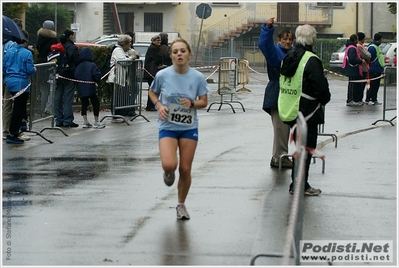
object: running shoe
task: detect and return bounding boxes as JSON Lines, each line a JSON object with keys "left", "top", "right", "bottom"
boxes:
{"left": 176, "top": 205, "right": 190, "bottom": 220}
{"left": 93, "top": 121, "right": 105, "bottom": 129}
{"left": 6, "top": 134, "right": 24, "bottom": 144}
{"left": 82, "top": 122, "right": 93, "bottom": 128}
{"left": 305, "top": 187, "right": 322, "bottom": 196}
{"left": 163, "top": 172, "right": 175, "bottom": 186}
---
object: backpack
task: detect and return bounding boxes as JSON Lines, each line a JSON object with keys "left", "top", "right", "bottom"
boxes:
{"left": 47, "top": 49, "right": 70, "bottom": 75}
{"left": 100, "top": 44, "right": 117, "bottom": 76}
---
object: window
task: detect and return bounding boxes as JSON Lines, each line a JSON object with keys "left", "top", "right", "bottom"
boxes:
{"left": 144, "top": 13, "right": 163, "bottom": 32}
{"left": 118, "top": 13, "right": 135, "bottom": 33}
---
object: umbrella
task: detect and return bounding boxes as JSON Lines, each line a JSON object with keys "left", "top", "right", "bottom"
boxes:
{"left": 2, "top": 15, "right": 26, "bottom": 43}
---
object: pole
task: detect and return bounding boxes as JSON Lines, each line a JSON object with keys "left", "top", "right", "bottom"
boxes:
{"left": 54, "top": 3, "right": 57, "bottom": 33}
{"left": 194, "top": 6, "right": 206, "bottom": 67}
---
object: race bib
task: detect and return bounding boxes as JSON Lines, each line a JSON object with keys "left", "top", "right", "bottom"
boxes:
{"left": 167, "top": 103, "right": 194, "bottom": 126}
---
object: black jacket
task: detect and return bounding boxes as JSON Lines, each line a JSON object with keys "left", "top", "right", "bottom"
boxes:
{"left": 61, "top": 39, "right": 80, "bottom": 78}
{"left": 36, "top": 28, "right": 58, "bottom": 63}
{"left": 144, "top": 43, "right": 162, "bottom": 79}
{"left": 280, "top": 44, "right": 331, "bottom": 126}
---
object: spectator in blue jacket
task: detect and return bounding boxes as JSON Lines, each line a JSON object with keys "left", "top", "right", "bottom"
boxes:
{"left": 74, "top": 47, "right": 105, "bottom": 129}
{"left": 258, "top": 17, "right": 294, "bottom": 169}
{"left": 366, "top": 33, "right": 385, "bottom": 105}
{"left": 3, "top": 31, "right": 36, "bottom": 144}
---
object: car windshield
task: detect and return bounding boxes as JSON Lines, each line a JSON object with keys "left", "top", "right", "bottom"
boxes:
{"left": 337, "top": 45, "right": 346, "bottom": 53}
{"left": 134, "top": 45, "right": 148, "bottom": 55}
{"left": 381, "top": 43, "right": 392, "bottom": 54}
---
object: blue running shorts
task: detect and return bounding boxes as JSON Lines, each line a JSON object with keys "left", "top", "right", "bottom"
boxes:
{"left": 159, "top": 128, "right": 198, "bottom": 141}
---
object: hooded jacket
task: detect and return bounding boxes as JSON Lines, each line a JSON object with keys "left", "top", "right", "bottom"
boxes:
{"left": 3, "top": 45, "right": 36, "bottom": 92}
{"left": 280, "top": 44, "right": 331, "bottom": 126}
{"left": 258, "top": 24, "right": 293, "bottom": 114}
{"left": 144, "top": 42, "right": 163, "bottom": 80}
{"left": 159, "top": 33, "right": 172, "bottom": 66}
{"left": 74, "top": 47, "right": 101, "bottom": 98}
{"left": 36, "top": 28, "right": 58, "bottom": 63}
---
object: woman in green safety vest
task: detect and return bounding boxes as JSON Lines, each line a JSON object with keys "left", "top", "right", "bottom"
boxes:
{"left": 279, "top": 24, "right": 331, "bottom": 196}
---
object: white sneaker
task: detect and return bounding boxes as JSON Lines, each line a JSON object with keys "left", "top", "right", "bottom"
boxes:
{"left": 82, "top": 122, "right": 93, "bottom": 128}
{"left": 18, "top": 133, "right": 31, "bottom": 141}
{"left": 93, "top": 121, "right": 105, "bottom": 129}
{"left": 176, "top": 205, "right": 190, "bottom": 220}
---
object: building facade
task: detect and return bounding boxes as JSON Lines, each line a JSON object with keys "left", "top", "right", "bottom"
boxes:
{"left": 61, "top": 2, "right": 396, "bottom": 44}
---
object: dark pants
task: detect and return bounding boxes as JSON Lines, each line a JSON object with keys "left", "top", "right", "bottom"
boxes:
{"left": 347, "top": 76, "right": 363, "bottom": 103}
{"left": 9, "top": 91, "right": 29, "bottom": 136}
{"left": 81, "top": 94, "right": 100, "bottom": 117}
{"left": 146, "top": 77, "right": 155, "bottom": 110}
{"left": 366, "top": 72, "right": 382, "bottom": 102}
{"left": 290, "top": 123, "right": 318, "bottom": 192}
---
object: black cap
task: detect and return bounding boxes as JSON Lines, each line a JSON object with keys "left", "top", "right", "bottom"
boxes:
{"left": 63, "top": 29, "right": 74, "bottom": 39}
{"left": 374, "top": 33, "right": 383, "bottom": 41}
{"left": 357, "top": 32, "right": 365, "bottom": 41}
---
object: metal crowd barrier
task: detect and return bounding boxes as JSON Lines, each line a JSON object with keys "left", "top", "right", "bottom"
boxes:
{"left": 100, "top": 59, "right": 149, "bottom": 125}
{"left": 250, "top": 112, "right": 310, "bottom": 265}
{"left": 372, "top": 67, "right": 397, "bottom": 126}
{"left": 207, "top": 57, "right": 245, "bottom": 113}
{"left": 236, "top": 59, "right": 251, "bottom": 92}
{"left": 28, "top": 62, "right": 68, "bottom": 143}
{"left": 318, "top": 106, "right": 338, "bottom": 147}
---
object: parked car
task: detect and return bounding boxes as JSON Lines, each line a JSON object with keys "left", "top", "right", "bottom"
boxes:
{"left": 92, "top": 34, "right": 120, "bottom": 46}
{"left": 381, "top": 42, "right": 397, "bottom": 67}
{"left": 329, "top": 45, "right": 346, "bottom": 71}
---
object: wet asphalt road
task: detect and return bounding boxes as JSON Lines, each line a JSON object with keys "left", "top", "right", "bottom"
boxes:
{"left": 2, "top": 71, "right": 397, "bottom": 267}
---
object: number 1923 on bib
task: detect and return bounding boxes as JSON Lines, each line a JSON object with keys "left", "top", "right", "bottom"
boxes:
{"left": 167, "top": 103, "right": 194, "bottom": 126}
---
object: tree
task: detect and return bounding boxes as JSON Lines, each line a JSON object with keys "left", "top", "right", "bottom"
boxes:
{"left": 25, "top": 3, "right": 72, "bottom": 46}
{"left": 387, "top": 2, "right": 396, "bottom": 14}
{"left": 2, "top": 3, "right": 29, "bottom": 20}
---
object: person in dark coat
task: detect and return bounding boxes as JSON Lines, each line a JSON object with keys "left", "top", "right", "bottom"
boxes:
{"left": 74, "top": 47, "right": 105, "bottom": 129}
{"left": 258, "top": 17, "right": 294, "bottom": 169}
{"left": 279, "top": 24, "right": 331, "bottom": 196}
{"left": 342, "top": 34, "right": 364, "bottom": 106}
{"left": 54, "top": 29, "right": 80, "bottom": 127}
{"left": 37, "top": 20, "right": 58, "bottom": 114}
{"left": 144, "top": 35, "right": 162, "bottom": 111}
{"left": 159, "top": 32, "right": 172, "bottom": 67}
{"left": 36, "top": 20, "right": 58, "bottom": 63}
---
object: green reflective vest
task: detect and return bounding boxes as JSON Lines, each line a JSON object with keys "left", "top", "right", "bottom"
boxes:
{"left": 369, "top": 44, "right": 385, "bottom": 67}
{"left": 278, "top": 51, "right": 318, "bottom": 122}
